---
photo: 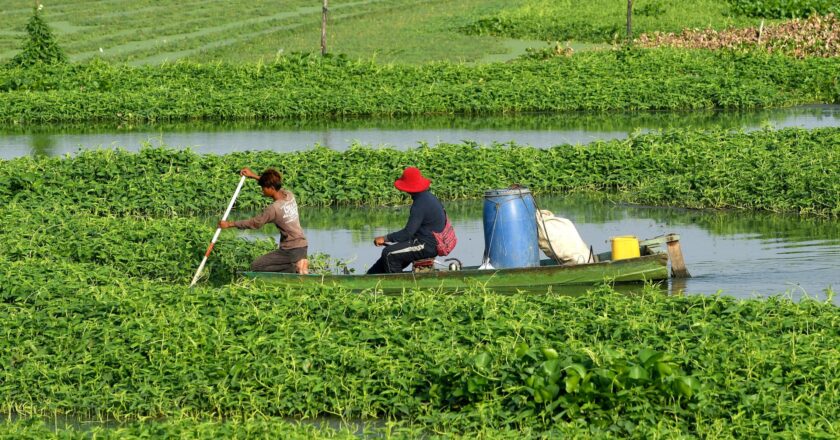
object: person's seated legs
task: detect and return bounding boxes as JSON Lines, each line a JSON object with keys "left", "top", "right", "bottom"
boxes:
{"left": 250, "top": 247, "right": 308, "bottom": 273}
{"left": 367, "top": 240, "right": 432, "bottom": 274}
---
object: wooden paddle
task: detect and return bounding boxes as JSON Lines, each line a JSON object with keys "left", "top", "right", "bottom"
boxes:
{"left": 189, "top": 175, "right": 248, "bottom": 287}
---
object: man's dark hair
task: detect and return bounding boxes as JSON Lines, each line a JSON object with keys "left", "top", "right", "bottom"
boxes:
{"left": 258, "top": 169, "right": 283, "bottom": 190}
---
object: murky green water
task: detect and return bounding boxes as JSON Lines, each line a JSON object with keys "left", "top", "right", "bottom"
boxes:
{"left": 235, "top": 193, "right": 839, "bottom": 304}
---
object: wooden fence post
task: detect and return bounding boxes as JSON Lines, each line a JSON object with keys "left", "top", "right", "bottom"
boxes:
{"left": 666, "top": 234, "right": 691, "bottom": 279}
{"left": 321, "top": 0, "right": 329, "bottom": 56}
{"left": 626, "top": 0, "right": 633, "bottom": 43}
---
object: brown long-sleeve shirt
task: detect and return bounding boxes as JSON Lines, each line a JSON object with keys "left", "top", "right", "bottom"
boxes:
{"left": 233, "top": 190, "right": 308, "bottom": 250}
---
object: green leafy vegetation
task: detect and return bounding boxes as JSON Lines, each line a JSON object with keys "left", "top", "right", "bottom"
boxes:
{"left": 0, "top": 275, "right": 837, "bottom": 437}
{"left": 729, "top": 0, "right": 840, "bottom": 18}
{"left": 0, "top": 417, "right": 368, "bottom": 439}
{"left": 0, "top": 204, "right": 273, "bottom": 284}
{"left": 2, "top": 128, "right": 837, "bottom": 217}
{"left": 1, "top": 49, "right": 838, "bottom": 124}
{"left": 0, "top": 130, "right": 837, "bottom": 437}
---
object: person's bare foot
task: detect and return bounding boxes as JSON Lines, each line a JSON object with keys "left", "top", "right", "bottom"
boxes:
{"left": 296, "top": 258, "right": 309, "bottom": 275}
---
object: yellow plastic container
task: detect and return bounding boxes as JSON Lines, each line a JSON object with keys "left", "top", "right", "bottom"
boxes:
{"left": 611, "top": 235, "right": 640, "bottom": 261}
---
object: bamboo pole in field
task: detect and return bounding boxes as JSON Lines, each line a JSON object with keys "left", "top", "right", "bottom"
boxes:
{"left": 321, "top": 0, "right": 329, "bottom": 55}
{"left": 758, "top": 19, "right": 765, "bottom": 45}
{"left": 626, "top": 0, "right": 633, "bottom": 43}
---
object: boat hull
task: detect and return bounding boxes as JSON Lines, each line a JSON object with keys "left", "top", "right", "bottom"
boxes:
{"left": 242, "top": 253, "right": 669, "bottom": 293}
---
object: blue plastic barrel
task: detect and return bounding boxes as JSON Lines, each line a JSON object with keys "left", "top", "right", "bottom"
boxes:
{"left": 483, "top": 187, "right": 539, "bottom": 268}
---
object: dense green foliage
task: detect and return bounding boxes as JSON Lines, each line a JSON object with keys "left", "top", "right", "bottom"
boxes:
{"left": 1, "top": 2, "right": 837, "bottom": 438}
{"left": 1, "top": 49, "right": 839, "bottom": 123}
{"left": 463, "top": 0, "right": 766, "bottom": 42}
{"left": 0, "top": 418, "right": 365, "bottom": 440}
{"left": 729, "top": 0, "right": 840, "bottom": 18}
{"left": 7, "top": 7, "right": 67, "bottom": 68}
{"left": 2, "top": 128, "right": 837, "bottom": 216}
{"left": 1, "top": 130, "right": 838, "bottom": 437}
{"left": 1, "top": 271, "right": 837, "bottom": 436}
{"left": 0, "top": 204, "right": 273, "bottom": 284}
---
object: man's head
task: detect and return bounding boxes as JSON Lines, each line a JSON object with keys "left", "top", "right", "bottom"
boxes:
{"left": 258, "top": 169, "right": 283, "bottom": 196}
{"left": 258, "top": 169, "right": 283, "bottom": 189}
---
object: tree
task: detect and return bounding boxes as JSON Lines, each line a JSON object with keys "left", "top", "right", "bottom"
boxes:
{"left": 9, "top": 3, "right": 67, "bottom": 67}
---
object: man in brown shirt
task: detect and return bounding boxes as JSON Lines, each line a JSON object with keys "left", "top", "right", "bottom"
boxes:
{"left": 219, "top": 168, "right": 309, "bottom": 274}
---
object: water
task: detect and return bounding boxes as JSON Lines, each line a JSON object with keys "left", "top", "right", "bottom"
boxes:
{"left": 2, "top": 107, "right": 837, "bottom": 302}
{"left": 237, "top": 194, "right": 839, "bottom": 304}
{"left": 2, "top": 105, "right": 840, "bottom": 158}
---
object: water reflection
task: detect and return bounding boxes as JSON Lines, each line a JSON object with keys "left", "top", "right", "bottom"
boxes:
{"left": 235, "top": 194, "right": 839, "bottom": 304}
{"left": 29, "top": 133, "right": 56, "bottom": 157}
{"left": 2, "top": 105, "right": 840, "bottom": 158}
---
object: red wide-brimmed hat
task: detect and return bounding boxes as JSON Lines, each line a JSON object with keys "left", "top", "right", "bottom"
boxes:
{"left": 394, "top": 167, "right": 431, "bottom": 193}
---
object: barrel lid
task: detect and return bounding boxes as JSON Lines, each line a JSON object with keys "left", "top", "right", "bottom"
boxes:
{"left": 484, "top": 187, "right": 532, "bottom": 197}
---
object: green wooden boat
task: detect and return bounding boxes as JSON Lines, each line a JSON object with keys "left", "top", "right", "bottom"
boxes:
{"left": 242, "top": 234, "right": 686, "bottom": 293}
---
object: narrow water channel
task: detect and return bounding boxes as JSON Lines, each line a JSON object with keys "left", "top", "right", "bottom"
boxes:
{"left": 235, "top": 194, "right": 839, "bottom": 304}
{"left": 3, "top": 107, "right": 837, "bottom": 302}
{"left": 2, "top": 105, "right": 840, "bottom": 158}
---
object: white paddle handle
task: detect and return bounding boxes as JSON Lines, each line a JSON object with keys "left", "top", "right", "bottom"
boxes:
{"left": 189, "top": 175, "right": 248, "bottom": 287}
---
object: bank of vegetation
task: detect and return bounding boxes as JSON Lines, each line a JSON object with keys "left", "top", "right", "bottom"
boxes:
{"left": 1, "top": 49, "right": 839, "bottom": 123}
{"left": 1, "top": 127, "right": 837, "bottom": 437}
{"left": 729, "top": 0, "right": 840, "bottom": 18}
{"left": 2, "top": 1, "right": 838, "bottom": 438}
{"left": 2, "top": 127, "right": 837, "bottom": 217}
{"left": 1, "top": 262, "right": 837, "bottom": 438}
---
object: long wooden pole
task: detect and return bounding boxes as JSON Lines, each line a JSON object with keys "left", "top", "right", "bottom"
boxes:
{"left": 321, "top": 0, "right": 328, "bottom": 55}
{"left": 666, "top": 235, "right": 691, "bottom": 279}
{"left": 189, "top": 175, "right": 248, "bottom": 287}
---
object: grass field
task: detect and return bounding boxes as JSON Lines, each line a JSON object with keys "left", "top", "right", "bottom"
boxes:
{"left": 1, "top": 0, "right": 533, "bottom": 65}
{"left": 464, "top": 0, "right": 773, "bottom": 42}
{"left": 1, "top": 0, "right": 779, "bottom": 65}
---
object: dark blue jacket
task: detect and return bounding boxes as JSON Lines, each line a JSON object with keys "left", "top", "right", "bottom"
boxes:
{"left": 386, "top": 190, "right": 445, "bottom": 248}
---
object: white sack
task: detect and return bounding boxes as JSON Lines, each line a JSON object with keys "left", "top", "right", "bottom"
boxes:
{"left": 535, "top": 209, "right": 593, "bottom": 265}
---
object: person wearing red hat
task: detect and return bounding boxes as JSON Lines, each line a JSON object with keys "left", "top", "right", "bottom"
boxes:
{"left": 368, "top": 167, "right": 446, "bottom": 274}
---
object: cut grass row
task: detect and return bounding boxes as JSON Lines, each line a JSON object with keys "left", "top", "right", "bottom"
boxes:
{"left": 0, "top": 0, "right": 523, "bottom": 65}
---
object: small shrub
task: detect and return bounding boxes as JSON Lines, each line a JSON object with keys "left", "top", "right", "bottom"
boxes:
{"left": 8, "top": 5, "right": 67, "bottom": 68}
